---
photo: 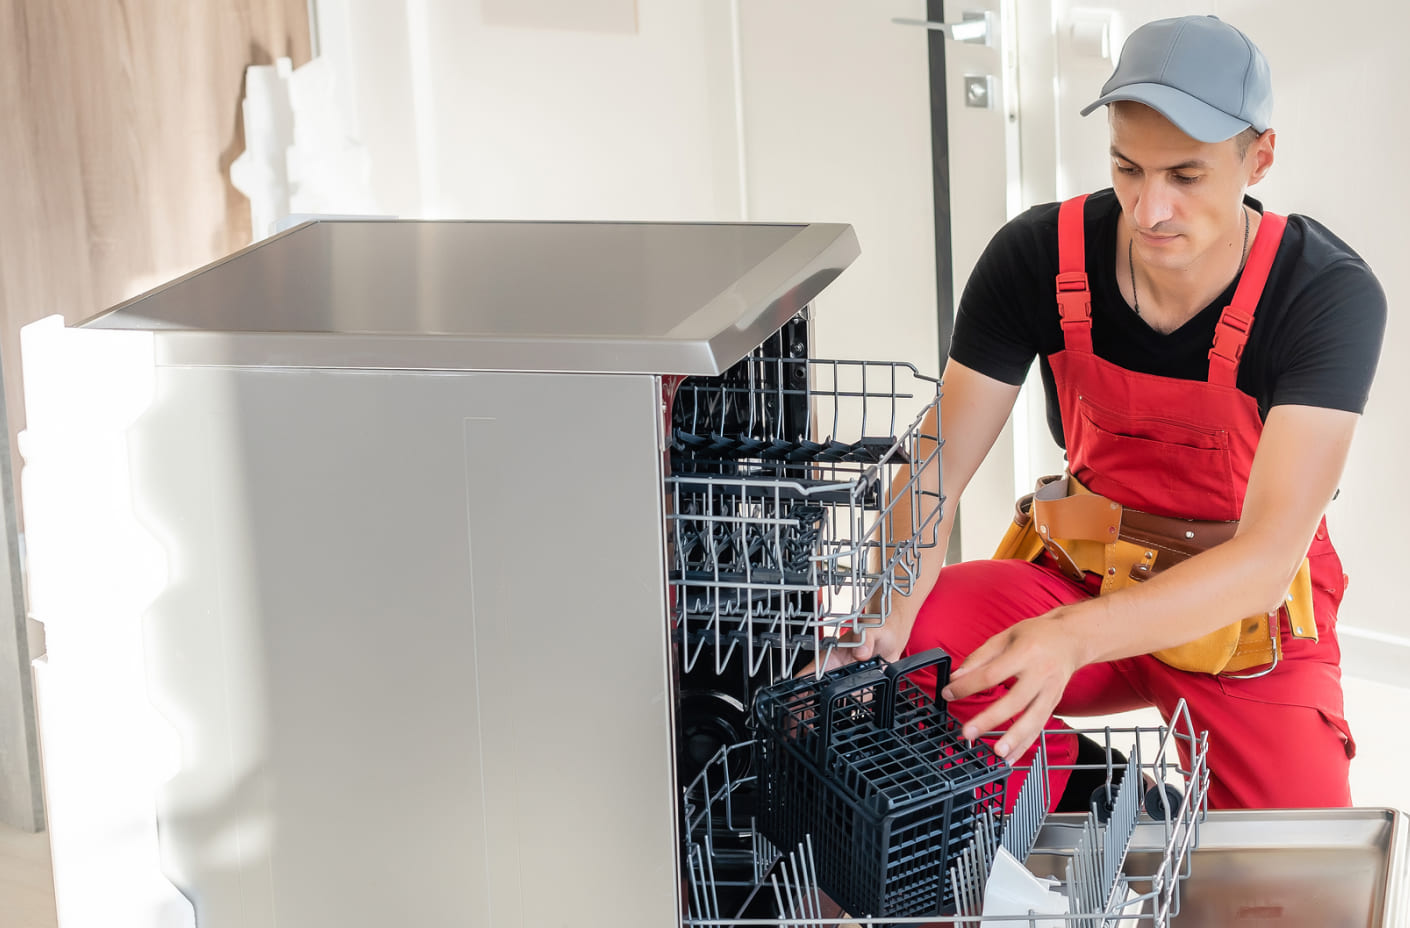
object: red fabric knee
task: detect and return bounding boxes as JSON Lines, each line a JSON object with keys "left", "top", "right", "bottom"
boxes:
{"left": 1131, "top": 655, "right": 1353, "bottom": 809}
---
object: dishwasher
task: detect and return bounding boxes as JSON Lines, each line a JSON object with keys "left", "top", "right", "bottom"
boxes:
{"left": 18, "top": 218, "right": 1406, "bottom": 928}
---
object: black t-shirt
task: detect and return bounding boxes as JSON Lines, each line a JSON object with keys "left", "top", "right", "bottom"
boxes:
{"left": 950, "top": 188, "right": 1387, "bottom": 448}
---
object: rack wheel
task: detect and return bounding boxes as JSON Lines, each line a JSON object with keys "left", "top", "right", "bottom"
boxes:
{"left": 1089, "top": 779, "right": 1122, "bottom": 825}
{"left": 1144, "top": 782, "right": 1184, "bottom": 820}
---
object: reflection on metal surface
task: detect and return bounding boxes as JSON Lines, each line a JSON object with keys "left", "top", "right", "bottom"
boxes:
{"left": 964, "top": 74, "right": 995, "bottom": 109}
{"left": 78, "top": 220, "right": 860, "bottom": 376}
{"left": 1029, "top": 808, "right": 1407, "bottom": 926}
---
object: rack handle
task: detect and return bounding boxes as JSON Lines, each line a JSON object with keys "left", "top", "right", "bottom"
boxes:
{"left": 877, "top": 648, "right": 952, "bottom": 729}
{"left": 815, "top": 649, "right": 953, "bottom": 763}
{"left": 817, "top": 667, "right": 889, "bottom": 766}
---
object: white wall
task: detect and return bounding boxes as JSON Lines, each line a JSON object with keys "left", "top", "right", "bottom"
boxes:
{"left": 314, "top": 0, "right": 940, "bottom": 390}
{"left": 1027, "top": 0, "right": 1410, "bottom": 676}
{"left": 316, "top": 0, "right": 743, "bottom": 222}
{"left": 731, "top": 1, "right": 937, "bottom": 377}
{"left": 1242, "top": 0, "right": 1410, "bottom": 663}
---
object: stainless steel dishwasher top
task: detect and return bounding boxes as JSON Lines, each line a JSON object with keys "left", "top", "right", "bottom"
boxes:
{"left": 79, "top": 218, "right": 859, "bottom": 375}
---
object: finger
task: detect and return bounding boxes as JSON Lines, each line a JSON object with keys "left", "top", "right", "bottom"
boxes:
{"left": 949, "top": 635, "right": 1006, "bottom": 680}
{"left": 992, "top": 687, "right": 1063, "bottom": 762}
{"left": 817, "top": 647, "right": 852, "bottom": 673}
{"left": 797, "top": 636, "right": 864, "bottom": 679}
{"left": 957, "top": 678, "right": 1037, "bottom": 744}
{"left": 841, "top": 622, "right": 907, "bottom": 665}
{"left": 942, "top": 644, "right": 1021, "bottom": 702}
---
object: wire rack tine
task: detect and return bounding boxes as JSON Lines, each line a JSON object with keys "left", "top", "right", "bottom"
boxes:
{"left": 1065, "top": 749, "right": 1141, "bottom": 928}
{"left": 949, "top": 810, "right": 1000, "bottom": 923}
{"left": 1003, "top": 734, "right": 1050, "bottom": 865}
{"left": 768, "top": 837, "right": 824, "bottom": 927}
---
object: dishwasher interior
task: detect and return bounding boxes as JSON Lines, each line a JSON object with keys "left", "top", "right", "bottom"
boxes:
{"left": 664, "top": 309, "right": 1214, "bottom": 926}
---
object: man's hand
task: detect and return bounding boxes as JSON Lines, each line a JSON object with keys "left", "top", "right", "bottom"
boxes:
{"left": 812, "top": 595, "right": 920, "bottom": 673}
{"left": 799, "top": 593, "right": 919, "bottom": 678}
{"left": 940, "top": 610, "right": 1088, "bottom": 762}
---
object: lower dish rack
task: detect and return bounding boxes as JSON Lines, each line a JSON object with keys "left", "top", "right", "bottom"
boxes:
{"left": 681, "top": 689, "right": 1210, "bottom": 927}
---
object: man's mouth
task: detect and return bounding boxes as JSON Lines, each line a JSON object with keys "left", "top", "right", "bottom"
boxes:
{"left": 1135, "top": 229, "right": 1179, "bottom": 246}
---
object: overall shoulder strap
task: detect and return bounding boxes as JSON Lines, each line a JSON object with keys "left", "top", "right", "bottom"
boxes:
{"left": 1056, "top": 195, "right": 1093, "bottom": 353}
{"left": 1208, "top": 211, "right": 1288, "bottom": 387}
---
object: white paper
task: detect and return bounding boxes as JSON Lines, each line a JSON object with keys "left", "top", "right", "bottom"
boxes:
{"left": 980, "top": 846, "right": 1069, "bottom": 928}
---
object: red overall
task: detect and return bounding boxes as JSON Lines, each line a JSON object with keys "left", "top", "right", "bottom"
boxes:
{"left": 905, "top": 195, "right": 1356, "bottom": 810}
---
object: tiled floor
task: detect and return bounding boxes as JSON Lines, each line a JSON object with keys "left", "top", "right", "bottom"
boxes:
{"left": 3, "top": 674, "right": 1405, "bottom": 925}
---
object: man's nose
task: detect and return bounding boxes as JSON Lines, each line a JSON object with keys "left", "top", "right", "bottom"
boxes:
{"left": 1132, "top": 180, "right": 1175, "bottom": 230}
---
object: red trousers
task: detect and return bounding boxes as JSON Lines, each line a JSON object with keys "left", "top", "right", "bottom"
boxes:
{"left": 902, "top": 555, "right": 1356, "bottom": 810}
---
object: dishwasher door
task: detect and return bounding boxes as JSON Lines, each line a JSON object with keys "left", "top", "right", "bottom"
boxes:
{"left": 1027, "top": 808, "right": 1410, "bottom": 926}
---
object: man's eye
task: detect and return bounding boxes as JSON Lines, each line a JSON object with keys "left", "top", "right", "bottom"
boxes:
{"left": 1173, "top": 174, "right": 1200, "bottom": 184}
{"left": 1115, "top": 165, "right": 1139, "bottom": 175}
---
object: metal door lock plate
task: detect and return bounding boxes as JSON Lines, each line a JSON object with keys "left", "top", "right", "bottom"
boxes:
{"left": 965, "top": 74, "right": 994, "bottom": 109}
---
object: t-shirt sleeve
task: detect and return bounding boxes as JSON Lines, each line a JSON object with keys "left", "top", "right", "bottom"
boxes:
{"left": 1265, "top": 260, "right": 1386, "bottom": 414}
{"left": 948, "top": 209, "right": 1051, "bottom": 386}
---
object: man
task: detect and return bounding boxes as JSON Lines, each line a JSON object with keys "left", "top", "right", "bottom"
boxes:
{"left": 849, "top": 15, "right": 1385, "bottom": 809}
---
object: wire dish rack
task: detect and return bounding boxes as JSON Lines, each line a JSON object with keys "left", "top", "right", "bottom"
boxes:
{"left": 681, "top": 689, "right": 1210, "bottom": 928}
{"left": 667, "top": 354, "right": 943, "bottom": 679}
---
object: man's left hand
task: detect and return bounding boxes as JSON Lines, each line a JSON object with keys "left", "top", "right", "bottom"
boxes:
{"left": 940, "top": 611, "right": 1087, "bottom": 762}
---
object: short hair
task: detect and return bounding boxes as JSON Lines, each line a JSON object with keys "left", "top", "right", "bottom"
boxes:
{"left": 1234, "top": 127, "right": 1260, "bottom": 160}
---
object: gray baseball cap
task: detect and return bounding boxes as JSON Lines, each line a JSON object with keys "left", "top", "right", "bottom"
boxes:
{"left": 1080, "top": 15, "right": 1272, "bottom": 143}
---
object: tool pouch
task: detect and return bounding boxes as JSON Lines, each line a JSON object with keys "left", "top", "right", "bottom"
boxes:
{"left": 992, "top": 495, "right": 1048, "bottom": 563}
{"left": 993, "top": 474, "right": 1317, "bottom": 677}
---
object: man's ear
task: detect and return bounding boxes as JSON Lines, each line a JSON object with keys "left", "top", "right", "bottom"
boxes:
{"left": 1247, "top": 129, "right": 1276, "bottom": 186}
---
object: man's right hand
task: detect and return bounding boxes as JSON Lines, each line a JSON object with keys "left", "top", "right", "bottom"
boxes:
{"left": 813, "top": 594, "right": 922, "bottom": 673}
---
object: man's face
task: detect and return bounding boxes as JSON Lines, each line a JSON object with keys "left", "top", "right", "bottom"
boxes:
{"left": 1108, "top": 102, "right": 1265, "bottom": 272}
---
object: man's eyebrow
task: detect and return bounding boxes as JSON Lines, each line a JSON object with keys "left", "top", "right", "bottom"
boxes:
{"left": 1110, "top": 147, "right": 1210, "bottom": 171}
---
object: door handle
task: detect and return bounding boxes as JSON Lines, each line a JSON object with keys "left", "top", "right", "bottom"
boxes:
{"left": 892, "top": 12, "right": 993, "bottom": 46}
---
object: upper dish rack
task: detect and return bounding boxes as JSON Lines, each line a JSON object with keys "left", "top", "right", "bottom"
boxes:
{"left": 666, "top": 350, "right": 943, "bottom": 678}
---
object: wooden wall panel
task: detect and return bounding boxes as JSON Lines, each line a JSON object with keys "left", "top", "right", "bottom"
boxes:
{"left": 0, "top": 0, "right": 312, "bottom": 503}
{"left": 0, "top": 0, "right": 310, "bottom": 833}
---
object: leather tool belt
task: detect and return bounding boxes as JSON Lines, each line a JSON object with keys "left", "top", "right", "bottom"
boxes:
{"left": 993, "top": 473, "right": 1317, "bottom": 677}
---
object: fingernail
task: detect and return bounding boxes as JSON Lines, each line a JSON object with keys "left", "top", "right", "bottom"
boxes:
{"left": 940, "top": 687, "right": 954, "bottom": 700}
{"left": 962, "top": 725, "right": 977, "bottom": 742}
{"left": 995, "top": 741, "right": 1010, "bottom": 758}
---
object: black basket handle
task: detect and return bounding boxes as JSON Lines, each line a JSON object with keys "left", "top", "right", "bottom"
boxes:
{"left": 877, "top": 648, "right": 952, "bottom": 730}
{"left": 817, "top": 666, "right": 888, "bottom": 766}
{"left": 812, "top": 650, "right": 951, "bottom": 765}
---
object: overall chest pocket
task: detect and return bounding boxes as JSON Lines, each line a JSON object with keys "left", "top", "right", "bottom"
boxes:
{"left": 1071, "top": 393, "right": 1241, "bottom": 520}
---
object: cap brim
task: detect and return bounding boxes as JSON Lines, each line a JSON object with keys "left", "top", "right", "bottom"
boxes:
{"left": 1079, "top": 82, "right": 1250, "bottom": 143}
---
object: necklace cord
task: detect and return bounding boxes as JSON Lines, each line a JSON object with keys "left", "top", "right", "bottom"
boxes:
{"left": 1129, "top": 205, "right": 1250, "bottom": 317}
